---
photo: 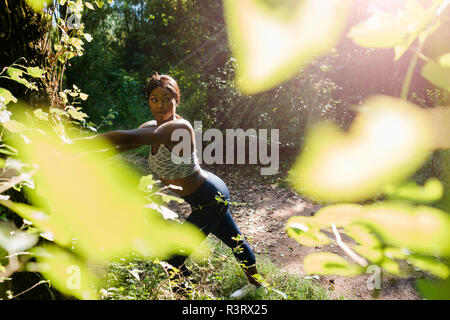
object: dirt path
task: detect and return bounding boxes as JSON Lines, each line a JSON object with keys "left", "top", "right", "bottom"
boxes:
{"left": 125, "top": 154, "right": 422, "bottom": 300}
{"left": 201, "top": 165, "right": 422, "bottom": 300}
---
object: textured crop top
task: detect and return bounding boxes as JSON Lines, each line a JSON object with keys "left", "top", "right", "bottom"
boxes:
{"left": 148, "top": 144, "right": 201, "bottom": 180}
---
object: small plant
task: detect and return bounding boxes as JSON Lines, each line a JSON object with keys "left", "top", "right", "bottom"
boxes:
{"left": 99, "top": 238, "right": 330, "bottom": 300}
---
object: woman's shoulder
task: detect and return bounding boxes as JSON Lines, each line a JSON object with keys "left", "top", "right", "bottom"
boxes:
{"left": 163, "top": 118, "right": 193, "bottom": 131}
{"left": 138, "top": 120, "right": 157, "bottom": 128}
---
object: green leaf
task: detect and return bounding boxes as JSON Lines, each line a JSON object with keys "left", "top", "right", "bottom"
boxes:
{"left": 417, "top": 277, "right": 450, "bottom": 300}
{"left": 406, "top": 255, "right": 449, "bottom": 278}
{"left": 438, "top": 52, "right": 450, "bottom": 67}
{"left": 157, "top": 193, "right": 184, "bottom": 204}
{"left": 421, "top": 60, "right": 450, "bottom": 91}
{"left": 348, "top": 10, "right": 407, "bottom": 48}
{"left": 33, "top": 108, "right": 49, "bottom": 121}
{"left": 0, "top": 223, "right": 39, "bottom": 253}
{"left": 348, "top": 0, "right": 437, "bottom": 60}
{"left": 0, "top": 200, "right": 73, "bottom": 247}
{"left": 84, "top": 33, "right": 93, "bottom": 43}
{"left": 84, "top": 2, "right": 95, "bottom": 10}
{"left": 138, "top": 174, "right": 157, "bottom": 193}
{"left": 290, "top": 96, "right": 432, "bottom": 202}
{"left": 379, "top": 257, "right": 400, "bottom": 274}
{"left": 0, "top": 88, "right": 17, "bottom": 105}
{"left": 25, "top": 0, "right": 52, "bottom": 11}
{"left": 6, "top": 67, "right": 23, "bottom": 78}
{"left": 8, "top": 117, "right": 206, "bottom": 262}
{"left": 67, "top": 108, "right": 88, "bottom": 121}
{"left": 95, "top": 0, "right": 104, "bottom": 8}
{"left": 287, "top": 202, "right": 450, "bottom": 275}
{"left": 26, "top": 67, "right": 46, "bottom": 78}
{"left": 353, "top": 246, "right": 383, "bottom": 263}
{"left": 32, "top": 246, "right": 100, "bottom": 300}
{"left": 303, "top": 252, "right": 364, "bottom": 276}
{"left": 286, "top": 216, "right": 330, "bottom": 247}
{"left": 2, "top": 120, "right": 28, "bottom": 133}
{"left": 6, "top": 68, "right": 35, "bottom": 90}
{"left": 223, "top": 0, "right": 352, "bottom": 94}
{"left": 355, "top": 203, "right": 450, "bottom": 257}
{"left": 79, "top": 93, "right": 89, "bottom": 101}
{"left": 383, "top": 178, "right": 444, "bottom": 203}
{"left": 344, "top": 224, "right": 381, "bottom": 248}
{"left": 50, "top": 107, "right": 68, "bottom": 117}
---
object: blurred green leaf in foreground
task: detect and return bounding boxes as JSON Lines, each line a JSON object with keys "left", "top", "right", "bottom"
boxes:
{"left": 0, "top": 111, "right": 205, "bottom": 299}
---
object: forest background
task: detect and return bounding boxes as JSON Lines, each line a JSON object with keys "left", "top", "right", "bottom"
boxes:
{"left": 0, "top": 0, "right": 449, "bottom": 300}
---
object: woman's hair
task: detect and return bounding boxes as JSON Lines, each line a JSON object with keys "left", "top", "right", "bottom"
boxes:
{"left": 145, "top": 73, "right": 182, "bottom": 119}
{"left": 145, "top": 73, "right": 180, "bottom": 103}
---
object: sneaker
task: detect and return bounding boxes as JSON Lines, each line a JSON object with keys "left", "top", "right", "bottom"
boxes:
{"left": 229, "top": 284, "right": 269, "bottom": 299}
{"left": 230, "top": 284, "right": 257, "bottom": 300}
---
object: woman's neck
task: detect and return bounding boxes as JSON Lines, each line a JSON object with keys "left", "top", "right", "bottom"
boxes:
{"left": 157, "top": 114, "right": 177, "bottom": 126}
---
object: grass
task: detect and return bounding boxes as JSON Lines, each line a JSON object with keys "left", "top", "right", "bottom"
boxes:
{"left": 99, "top": 237, "right": 329, "bottom": 300}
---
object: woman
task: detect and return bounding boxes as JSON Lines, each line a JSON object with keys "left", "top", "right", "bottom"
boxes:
{"left": 89, "top": 73, "right": 263, "bottom": 297}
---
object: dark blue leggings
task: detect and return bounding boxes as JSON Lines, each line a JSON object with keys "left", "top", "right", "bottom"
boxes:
{"left": 167, "top": 171, "right": 256, "bottom": 274}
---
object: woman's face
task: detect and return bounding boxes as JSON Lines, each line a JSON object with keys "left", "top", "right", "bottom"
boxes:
{"left": 148, "top": 86, "right": 177, "bottom": 122}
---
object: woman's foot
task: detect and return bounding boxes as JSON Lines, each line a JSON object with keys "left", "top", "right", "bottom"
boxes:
{"left": 243, "top": 265, "right": 263, "bottom": 287}
{"left": 228, "top": 265, "right": 268, "bottom": 299}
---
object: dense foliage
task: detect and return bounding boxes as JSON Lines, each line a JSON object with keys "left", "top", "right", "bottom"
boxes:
{"left": 0, "top": 0, "right": 449, "bottom": 300}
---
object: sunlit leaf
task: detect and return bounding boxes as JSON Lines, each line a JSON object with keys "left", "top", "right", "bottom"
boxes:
{"left": 67, "top": 108, "right": 88, "bottom": 121}
{"left": 84, "top": 33, "right": 93, "bottom": 43}
{"left": 303, "top": 252, "right": 364, "bottom": 276}
{"left": 32, "top": 246, "right": 100, "bottom": 300}
{"left": 0, "top": 88, "right": 18, "bottom": 105}
{"left": 348, "top": 9, "right": 407, "bottom": 48}
{"left": 353, "top": 246, "right": 383, "bottom": 263}
{"left": 33, "top": 108, "right": 49, "bottom": 121}
{"left": 79, "top": 93, "right": 89, "bottom": 101}
{"left": 95, "top": 0, "right": 104, "bottom": 9}
{"left": 6, "top": 67, "right": 23, "bottom": 79}
{"left": 438, "top": 52, "right": 450, "bottom": 67}
{"left": 406, "top": 255, "right": 449, "bottom": 278}
{"left": 26, "top": 67, "right": 46, "bottom": 78}
{"left": 417, "top": 277, "right": 450, "bottom": 300}
{"left": 0, "top": 200, "right": 73, "bottom": 246}
{"left": 286, "top": 216, "right": 330, "bottom": 247}
{"left": 144, "top": 203, "right": 179, "bottom": 220}
{"left": 348, "top": 0, "right": 438, "bottom": 60}
{"left": 157, "top": 192, "right": 184, "bottom": 204}
{"left": 8, "top": 115, "right": 205, "bottom": 263}
{"left": 354, "top": 203, "right": 450, "bottom": 257}
{"left": 383, "top": 178, "right": 444, "bottom": 203}
{"left": 25, "top": 0, "right": 52, "bottom": 12}
{"left": 138, "top": 174, "right": 157, "bottom": 193}
{"left": 379, "top": 257, "right": 400, "bottom": 274}
{"left": 84, "top": 2, "right": 95, "bottom": 10}
{"left": 421, "top": 60, "right": 450, "bottom": 91}
{"left": 291, "top": 95, "right": 433, "bottom": 202}
{"left": 2, "top": 120, "right": 28, "bottom": 133}
{"left": 287, "top": 202, "right": 450, "bottom": 277}
{"left": 0, "top": 222, "right": 39, "bottom": 253}
{"left": 6, "top": 68, "right": 35, "bottom": 90}
{"left": 223, "top": 0, "right": 352, "bottom": 94}
{"left": 344, "top": 224, "right": 381, "bottom": 248}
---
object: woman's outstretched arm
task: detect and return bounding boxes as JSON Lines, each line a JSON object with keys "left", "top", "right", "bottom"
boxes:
{"left": 71, "top": 119, "right": 191, "bottom": 153}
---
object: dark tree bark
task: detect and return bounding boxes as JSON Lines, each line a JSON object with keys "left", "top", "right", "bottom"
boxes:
{"left": 0, "top": 0, "right": 51, "bottom": 104}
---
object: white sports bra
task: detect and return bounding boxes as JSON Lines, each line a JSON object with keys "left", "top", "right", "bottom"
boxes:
{"left": 148, "top": 144, "right": 200, "bottom": 180}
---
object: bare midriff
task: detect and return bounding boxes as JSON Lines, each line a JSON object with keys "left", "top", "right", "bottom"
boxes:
{"left": 160, "top": 168, "right": 209, "bottom": 197}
